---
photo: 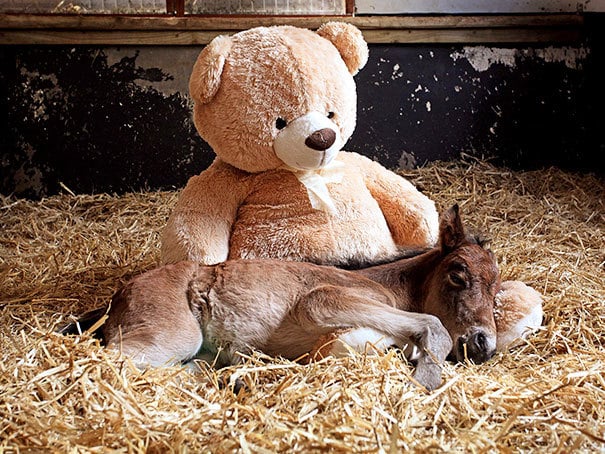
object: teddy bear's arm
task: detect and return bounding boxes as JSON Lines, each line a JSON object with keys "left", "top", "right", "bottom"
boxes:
{"left": 340, "top": 152, "right": 439, "bottom": 248}
{"left": 160, "top": 160, "right": 250, "bottom": 265}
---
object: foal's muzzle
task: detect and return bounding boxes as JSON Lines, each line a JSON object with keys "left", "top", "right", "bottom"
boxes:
{"left": 456, "top": 328, "right": 496, "bottom": 364}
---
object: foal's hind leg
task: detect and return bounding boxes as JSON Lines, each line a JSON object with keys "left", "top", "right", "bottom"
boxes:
{"left": 293, "top": 286, "right": 452, "bottom": 390}
{"left": 102, "top": 262, "right": 204, "bottom": 368}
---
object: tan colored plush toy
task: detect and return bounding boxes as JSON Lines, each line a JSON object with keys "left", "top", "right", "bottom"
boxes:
{"left": 161, "top": 23, "right": 438, "bottom": 267}
{"left": 161, "top": 23, "right": 542, "bottom": 352}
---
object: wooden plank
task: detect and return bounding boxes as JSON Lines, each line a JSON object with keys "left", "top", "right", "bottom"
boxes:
{"left": 0, "top": 13, "right": 585, "bottom": 44}
{"left": 356, "top": 0, "right": 605, "bottom": 14}
{"left": 175, "top": 0, "right": 185, "bottom": 16}
{"left": 165, "top": 0, "right": 177, "bottom": 15}
{"left": 346, "top": 0, "right": 355, "bottom": 14}
{"left": 0, "top": 30, "right": 225, "bottom": 45}
{"left": 361, "top": 28, "right": 583, "bottom": 44}
{"left": 0, "top": 13, "right": 584, "bottom": 31}
{"left": 0, "top": 27, "right": 582, "bottom": 45}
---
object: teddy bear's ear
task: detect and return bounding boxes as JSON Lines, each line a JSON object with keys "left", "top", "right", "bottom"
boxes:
{"left": 189, "top": 35, "right": 232, "bottom": 104}
{"left": 317, "top": 22, "right": 369, "bottom": 76}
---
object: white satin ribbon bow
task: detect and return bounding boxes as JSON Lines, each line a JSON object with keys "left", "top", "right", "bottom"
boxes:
{"left": 286, "top": 160, "right": 345, "bottom": 214}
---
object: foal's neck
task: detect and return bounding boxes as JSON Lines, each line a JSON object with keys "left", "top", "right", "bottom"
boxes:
{"left": 356, "top": 248, "right": 442, "bottom": 313}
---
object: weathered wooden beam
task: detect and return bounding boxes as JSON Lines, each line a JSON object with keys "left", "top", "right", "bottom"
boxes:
{"left": 0, "top": 13, "right": 584, "bottom": 30}
{"left": 0, "top": 13, "right": 585, "bottom": 44}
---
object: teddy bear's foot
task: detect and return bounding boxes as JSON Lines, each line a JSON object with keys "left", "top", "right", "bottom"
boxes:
{"left": 494, "top": 280, "right": 544, "bottom": 351}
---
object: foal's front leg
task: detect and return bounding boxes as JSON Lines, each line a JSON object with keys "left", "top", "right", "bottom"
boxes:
{"left": 294, "top": 286, "right": 453, "bottom": 390}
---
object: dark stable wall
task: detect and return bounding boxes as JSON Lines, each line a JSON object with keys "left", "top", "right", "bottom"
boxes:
{"left": 1, "top": 17, "right": 604, "bottom": 198}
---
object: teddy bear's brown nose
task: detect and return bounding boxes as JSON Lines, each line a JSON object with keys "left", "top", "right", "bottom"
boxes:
{"left": 305, "top": 128, "right": 336, "bottom": 151}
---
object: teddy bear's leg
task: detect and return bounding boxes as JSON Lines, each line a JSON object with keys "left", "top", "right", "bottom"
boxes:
{"left": 494, "top": 280, "right": 544, "bottom": 351}
{"left": 347, "top": 151, "right": 440, "bottom": 248}
{"left": 369, "top": 177, "right": 440, "bottom": 248}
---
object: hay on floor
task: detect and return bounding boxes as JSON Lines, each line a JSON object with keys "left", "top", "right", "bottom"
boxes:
{"left": 1, "top": 160, "right": 604, "bottom": 452}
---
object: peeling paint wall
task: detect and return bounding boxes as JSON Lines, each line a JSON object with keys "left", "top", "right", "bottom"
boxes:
{"left": 1, "top": 21, "right": 604, "bottom": 198}
{"left": 353, "top": 39, "right": 603, "bottom": 172}
{"left": 0, "top": 46, "right": 211, "bottom": 198}
{"left": 450, "top": 46, "right": 590, "bottom": 72}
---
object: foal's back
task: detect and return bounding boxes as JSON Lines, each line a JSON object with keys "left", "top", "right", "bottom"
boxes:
{"left": 102, "top": 259, "right": 398, "bottom": 364}
{"left": 192, "top": 259, "right": 398, "bottom": 359}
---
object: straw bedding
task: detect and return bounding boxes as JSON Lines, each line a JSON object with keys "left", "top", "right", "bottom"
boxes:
{"left": 1, "top": 160, "right": 604, "bottom": 452}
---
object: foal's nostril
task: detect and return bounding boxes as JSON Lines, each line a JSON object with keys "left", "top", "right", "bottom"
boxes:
{"left": 457, "top": 331, "right": 495, "bottom": 364}
{"left": 472, "top": 331, "right": 487, "bottom": 351}
{"left": 305, "top": 128, "right": 336, "bottom": 151}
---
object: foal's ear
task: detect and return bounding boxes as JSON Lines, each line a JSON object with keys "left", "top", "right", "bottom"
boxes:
{"left": 439, "top": 204, "right": 466, "bottom": 252}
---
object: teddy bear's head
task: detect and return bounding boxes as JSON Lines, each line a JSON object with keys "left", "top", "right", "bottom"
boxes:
{"left": 189, "top": 23, "right": 368, "bottom": 173}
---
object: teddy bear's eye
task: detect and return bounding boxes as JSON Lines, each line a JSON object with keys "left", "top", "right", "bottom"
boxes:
{"left": 327, "top": 112, "right": 335, "bottom": 119}
{"left": 276, "top": 118, "right": 288, "bottom": 130}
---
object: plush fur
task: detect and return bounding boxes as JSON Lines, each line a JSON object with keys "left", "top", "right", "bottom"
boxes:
{"left": 161, "top": 23, "right": 542, "bottom": 352}
{"left": 161, "top": 23, "right": 438, "bottom": 266}
{"left": 495, "top": 281, "right": 544, "bottom": 350}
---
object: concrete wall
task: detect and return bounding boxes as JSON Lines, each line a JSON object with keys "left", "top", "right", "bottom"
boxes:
{"left": 1, "top": 17, "right": 604, "bottom": 198}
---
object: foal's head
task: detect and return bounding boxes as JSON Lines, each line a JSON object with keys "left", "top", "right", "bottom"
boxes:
{"left": 422, "top": 205, "right": 500, "bottom": 364}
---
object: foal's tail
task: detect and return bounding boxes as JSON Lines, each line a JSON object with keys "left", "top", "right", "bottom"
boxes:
{"left": 57, "top": 306, "right": 109, "bottom": 342}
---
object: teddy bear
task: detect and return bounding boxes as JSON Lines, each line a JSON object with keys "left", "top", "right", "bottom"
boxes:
{"left": 161, "top": 22, "right": 438, "bottom": 267}
{"left": 161, "top": 22, "right": 542, "bottom": 353}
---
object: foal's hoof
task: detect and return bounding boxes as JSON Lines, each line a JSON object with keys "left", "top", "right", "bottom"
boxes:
{"left": 412, "top": 362, "right": 443, "bottom": 391}
{"left": 219, "top": 374, "right": 246, "bottom": 395}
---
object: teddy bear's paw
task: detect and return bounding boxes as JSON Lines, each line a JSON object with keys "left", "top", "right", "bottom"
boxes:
{"left": 417, "top": 204, "right": 440, "bottom": 247}
{"left": 383, "top": 187, "right": 439, "bottom": 248}
{"left": 494, "top": 280, "right": 544, "bottom": 351}
{"left": 403, "top": 197, "right": 439, "bottom": 248}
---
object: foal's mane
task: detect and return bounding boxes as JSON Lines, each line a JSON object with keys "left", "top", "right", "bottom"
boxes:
{"left": 466, "top": 231, "right": 491, "bottom": 249}
{"left": 339, "top": 247, "right": 431, "bottom": 270}
{"left": 342, "top": 232, "right": 491, "bottom": 271}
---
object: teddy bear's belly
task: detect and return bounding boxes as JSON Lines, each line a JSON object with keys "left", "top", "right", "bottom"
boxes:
{"left": 228, "top": 183, "right": 400, "bottom": 266}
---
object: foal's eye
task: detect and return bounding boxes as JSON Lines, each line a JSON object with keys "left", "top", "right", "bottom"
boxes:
{"left": 448, "top": 271, "right": 467, "bottom": 288}
{"left": 327, "top": 112, "right": 335, "bottom": 119}
{"left": 276, "top": 118, "right": 288, "bottom": 130}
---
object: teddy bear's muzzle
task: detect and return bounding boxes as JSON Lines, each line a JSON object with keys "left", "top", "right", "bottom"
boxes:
{"left": 274, "top": 111, "right": 342, "bottom": 171}
{"left": 305, "top": 128, "right": 337, "bottom": 151}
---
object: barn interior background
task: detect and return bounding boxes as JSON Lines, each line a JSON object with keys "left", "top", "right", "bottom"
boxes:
{"left": 1, "top": 1, "right": 604, "bottom": 452}
{"left": 1, "top": 1, "right": 604, "bottom": 197}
